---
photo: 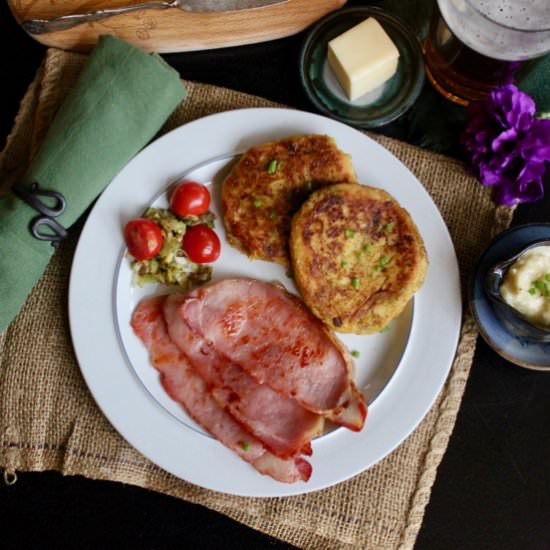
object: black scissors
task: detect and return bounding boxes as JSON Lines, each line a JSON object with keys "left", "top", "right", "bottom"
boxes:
{"left": 12, "top": 182, "right": 68, "bottom": 247}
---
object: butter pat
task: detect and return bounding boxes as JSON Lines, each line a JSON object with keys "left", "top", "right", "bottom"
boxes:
{"left": 328, "top": 18, "right": 400, "bottom": 100}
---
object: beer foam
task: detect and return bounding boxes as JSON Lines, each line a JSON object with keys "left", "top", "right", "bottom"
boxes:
{"left": 439, "top": 0, "right": 550, "bottom": 60}
{"left": 478, "top": 1, "right": 550, "bottom": 32}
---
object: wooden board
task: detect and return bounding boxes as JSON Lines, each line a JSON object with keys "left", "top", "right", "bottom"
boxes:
{"left": 9, "top": 0, "right": 347, "bottom": 53}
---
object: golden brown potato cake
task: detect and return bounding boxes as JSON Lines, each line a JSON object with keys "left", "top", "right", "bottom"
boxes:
{"left": 221, "top": 135, "right": 356, "bottom": 267}
{"left": 290, "top": 183, "right": 428, "bottom": 334}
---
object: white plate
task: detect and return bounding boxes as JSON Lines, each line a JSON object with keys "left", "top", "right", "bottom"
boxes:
{"left": 69, "top": 108, "right": 461, "bottom": 497}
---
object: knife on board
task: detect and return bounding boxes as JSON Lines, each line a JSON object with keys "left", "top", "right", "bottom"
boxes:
{"left": 22, "top": 0, "right": 288, "bottom": 35}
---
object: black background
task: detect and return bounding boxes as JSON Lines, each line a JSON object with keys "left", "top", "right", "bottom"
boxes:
{"left": 1, "top": 1, "right": 550, "bottom": 549}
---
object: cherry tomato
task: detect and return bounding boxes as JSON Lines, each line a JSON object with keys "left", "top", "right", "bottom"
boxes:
{"left": 124, "top": 218, "right": 164, "bottom": 261}
{"left": 170, "top": 180, "right": 211, "bottom": 217}
{"left": 183, "top": 224, "right": 220, "bottom": 264}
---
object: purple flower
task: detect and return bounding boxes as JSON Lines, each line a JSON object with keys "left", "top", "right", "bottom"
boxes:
{"left": 461, "top": 84, "right": 550, "bottom": 205}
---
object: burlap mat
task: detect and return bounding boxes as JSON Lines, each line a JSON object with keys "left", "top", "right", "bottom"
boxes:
{"left": 0, "top": 48, "right": 513, "bottom": 550}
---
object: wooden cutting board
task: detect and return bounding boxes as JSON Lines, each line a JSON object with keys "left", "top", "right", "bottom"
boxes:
{"left": 9, "top": 0, "right": 347, "bottom": 53}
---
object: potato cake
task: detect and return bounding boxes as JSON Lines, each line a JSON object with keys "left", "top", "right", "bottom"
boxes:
{"left": 290, "top": 183, "right": 428, "bottom": 334}
{"left": 221, "top": 135, "right": 356, "bottom": 267}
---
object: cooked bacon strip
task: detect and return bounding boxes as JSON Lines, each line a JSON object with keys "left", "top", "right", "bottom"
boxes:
{"left": 163, "top": 294, "right": 323, "bottom": 459}
{"left": 179, "top": 279, "right": 367, "bottom": 431}
{"left": 131, "top": 296, "right": 311, "bottom": 483}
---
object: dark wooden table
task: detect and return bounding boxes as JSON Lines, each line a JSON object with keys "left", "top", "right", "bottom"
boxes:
{"left": 2, "top": 2, "right": 550, "bottom": 549}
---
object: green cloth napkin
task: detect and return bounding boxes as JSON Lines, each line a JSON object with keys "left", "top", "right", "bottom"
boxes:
{"left": 0, "top": 35, "right": 186, "bottom": 332}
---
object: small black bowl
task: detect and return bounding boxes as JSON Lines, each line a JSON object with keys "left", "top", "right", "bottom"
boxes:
{"left": 299, "top": 6, "right": 425, "bottom": 128}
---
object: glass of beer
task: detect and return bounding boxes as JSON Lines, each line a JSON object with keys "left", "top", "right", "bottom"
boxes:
{"left": 424, "top": 0, "right": 550, "bottom": 105}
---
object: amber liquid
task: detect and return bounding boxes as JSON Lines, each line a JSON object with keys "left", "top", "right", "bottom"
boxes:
{"left": 424, "top": 5, "right": 526, "bottom": 105}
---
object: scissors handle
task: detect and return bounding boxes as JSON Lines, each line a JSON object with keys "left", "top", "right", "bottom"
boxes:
{"left": 12, "top": 182, "right": 66, "bottom": 217}
{"left": 12, "top": 182, "right": 68, "bottom": 248}
{"left": 29, "top": 216, "right": 68, "bottom": 246}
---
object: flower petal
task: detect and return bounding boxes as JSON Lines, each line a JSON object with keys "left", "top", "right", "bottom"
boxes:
{"left": 489, "top": 84, "right": 535, "bottom": 132}
{"left": 492, "top": 128, "right": 517, "bottom": 152}
{"left": 479, "top": 163, "right": 505, "bottom": 186}
{"left": 494, "top": 185, "right": 520, "bottom": 206}
{"left": 520, "top": 119, "right": 550, "bottom": 162}
{"left": 517, "top": 160, "right": 547, "bottom": 187}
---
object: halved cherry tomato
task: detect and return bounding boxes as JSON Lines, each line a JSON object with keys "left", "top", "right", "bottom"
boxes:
{"left": 183, "top": 224, "right": 220, "bottom": 264}
{"left": 124, "top": 218, "right": 164, "bottom": 261}
{"left": 170, "top": 180, "right": 211, "bottom": 217}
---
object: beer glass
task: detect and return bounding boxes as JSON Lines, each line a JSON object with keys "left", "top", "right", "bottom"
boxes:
{"left": 424, "top": 0, "right": 550, "bottom": 105}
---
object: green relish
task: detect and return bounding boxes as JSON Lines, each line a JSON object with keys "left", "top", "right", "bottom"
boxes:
{"left": 130, "top": 207, "right": 213, "bottom": 289}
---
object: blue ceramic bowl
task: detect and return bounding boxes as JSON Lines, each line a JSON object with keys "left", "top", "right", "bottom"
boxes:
{"left": 299, "top": 6, "right": 425, "bottom": 128}
{"left": 470, "top": 223, "right": 550, "bottom": 370}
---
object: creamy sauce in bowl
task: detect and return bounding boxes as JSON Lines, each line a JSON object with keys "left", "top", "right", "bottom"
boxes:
{"left": 500, "top": 245, "right": 550, "bottom": 328}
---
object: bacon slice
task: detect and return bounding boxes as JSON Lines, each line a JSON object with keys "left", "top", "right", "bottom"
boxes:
{"left": 163, "top": 294, "right": 324, "bottom": 459}
{"left": 131, "top": 296, "right": 311, "bottom": 483}
{"left": 178, "top": 279, "right": 367, "bottom": 431}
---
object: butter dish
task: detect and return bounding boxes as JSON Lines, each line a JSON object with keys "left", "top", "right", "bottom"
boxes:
{"left": 470, "top": 223, "right": 550, "bottom": 370}
{"left": 299, "top": 6, "right": 424, "bottom": 128}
